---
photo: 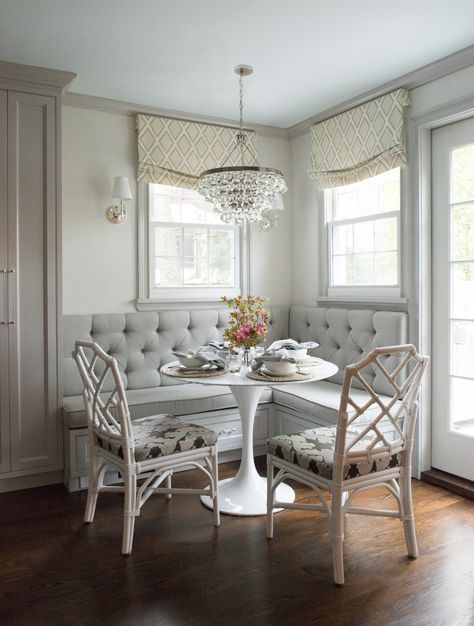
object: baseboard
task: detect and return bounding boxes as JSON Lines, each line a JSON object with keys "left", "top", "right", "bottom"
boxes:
{"left": 421, "top": 468, "right": 474, "bottom": 501}
{"left": 0, "top": 470, "right": 63, "bottom": 494}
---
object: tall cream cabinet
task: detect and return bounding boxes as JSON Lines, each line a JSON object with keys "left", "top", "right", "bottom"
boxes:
{"left": 0, "top": 61, "right": 75, "bottom": 492}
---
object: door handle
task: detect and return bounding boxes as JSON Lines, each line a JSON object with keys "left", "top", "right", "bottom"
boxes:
{"left": 0, "top": 269, "right": 6, "bottom": 326}
{"left": 6, "top": 268, "right": 15, "bottom": 326}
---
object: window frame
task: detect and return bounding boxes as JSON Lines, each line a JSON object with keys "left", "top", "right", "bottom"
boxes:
{"left": 136, "top": 182, "right": 249, "bottom": 310}
{"left": 323, "top": 168, "right": 403, "bottom": 300}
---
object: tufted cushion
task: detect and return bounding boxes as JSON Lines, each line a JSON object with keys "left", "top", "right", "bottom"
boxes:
{"left": 63, "top": 307, "right": 289, "bottom": 398}
{"left": 267, "top": 426, "right": 401, "bottom": 480}
{"left": 290, "top": 307, "right": 407, "bottom": 396}
{"left": 63, "top": 384, "right": 274, "bottom": 428}
{"left": 272, "top": 380, "right": 397, "bottom": 426}
{"left": 96, "top": 414, "right": 218, "bottom": 462}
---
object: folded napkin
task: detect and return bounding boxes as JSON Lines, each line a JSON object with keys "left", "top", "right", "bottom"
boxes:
{"left": 251, "top": 352, "right": 296, "bottom": 372}
{"left": 171, "top": 347, "right": 226, "bottom": 370}
{"left": 267, "top": 338, "right": 319, "bottom": 352}
{"left": 207, "top": 341, "right": 230, "bottom": 355}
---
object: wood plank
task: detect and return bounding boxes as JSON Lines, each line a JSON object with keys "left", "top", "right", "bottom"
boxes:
{"left": 0, "top": 457, "right": 473, "bottom": 625}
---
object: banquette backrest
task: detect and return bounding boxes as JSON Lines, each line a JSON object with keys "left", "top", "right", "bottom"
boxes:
{"left": 290, "top": 307, "right": 408, "bottom": 396}
{"left": 62, "top": 307, "right": 290, "bottom": 397}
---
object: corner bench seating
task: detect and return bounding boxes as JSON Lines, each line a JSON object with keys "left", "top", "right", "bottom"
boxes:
{"left": 63, "top": 306, "right": 407, "bottom": 491}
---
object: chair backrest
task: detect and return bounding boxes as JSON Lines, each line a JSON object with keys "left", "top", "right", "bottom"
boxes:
{"left": 333, "top": 344, "right": 429, "bottom": 483}
{"left": 73, "top": 340, "right": 134, "bottom": 461}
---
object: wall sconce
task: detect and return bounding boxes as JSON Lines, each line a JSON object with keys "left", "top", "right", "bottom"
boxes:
{"left": 107, "top": 176, "right": 132, "bottom": 224}
{"left": 260, "top": 195, "right": 285, "bottom": 230}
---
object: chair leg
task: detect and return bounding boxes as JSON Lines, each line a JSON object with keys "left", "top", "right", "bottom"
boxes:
{"left": 331, "top": 489, "right": 345, "bottom": 586}
{"left": 400, "top": 468, "right": 418, "bottom": 558}
{"left": 211, "top": 448, "right": 220, "bottom": 527}
{"left": 122, "top": 473, "right": 138, "bottom": 555}
{"left": 266, "top": 455, "right": 274, "bottom": 539}
{"left": 84, "top": 446, "right": 100, "bottom": 523}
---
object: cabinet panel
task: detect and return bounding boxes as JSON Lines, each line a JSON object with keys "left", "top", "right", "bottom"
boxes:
{"left": 0, "top": 89, "right": 9, "bottom": 473}
{"left": 7, "top": 91, "right": 59, "bottom": 472}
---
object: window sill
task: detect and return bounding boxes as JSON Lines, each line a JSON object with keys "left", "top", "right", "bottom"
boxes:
{"left": 317, "top": 295, "right": 409, "bottom": 311}
{"left": 136, "top": 297, "right": 230, "bottom": 311}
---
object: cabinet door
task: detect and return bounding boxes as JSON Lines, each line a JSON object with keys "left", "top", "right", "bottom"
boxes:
{"left": 0, "top": 90, "right": 9, "bottom": 474}
{"left": 7, "top": 91, "right": 59, "bottom": 473}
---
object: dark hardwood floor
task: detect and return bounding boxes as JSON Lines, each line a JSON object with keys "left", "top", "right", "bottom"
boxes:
{"left": 1, "top": 457, "right": 474, "bottom": 626}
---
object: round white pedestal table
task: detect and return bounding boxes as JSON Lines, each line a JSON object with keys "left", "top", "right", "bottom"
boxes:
{"left": 161, "top": 360, "right": 338, "bottom": 516}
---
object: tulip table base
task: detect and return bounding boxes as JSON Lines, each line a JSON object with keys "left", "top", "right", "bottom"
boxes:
{"left": 201, "top": 474, "right": 295, "bottom": 516}
{"left": 200, "top": 384, "right": 295, "bottom": 516}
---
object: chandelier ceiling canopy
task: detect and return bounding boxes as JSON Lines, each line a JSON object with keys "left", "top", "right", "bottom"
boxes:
{"left": 198, "top": 65, "right": 287, "bottom": 225}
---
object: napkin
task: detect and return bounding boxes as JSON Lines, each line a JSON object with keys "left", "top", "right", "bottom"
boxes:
{"left": 171, "top": 347, "right": 226, "bottom": 370}
{"left": 251, "top": 351, "right": 296, "bottom": 372}
{"left": 267, "top": 338, "right": 319, "bottom": 352}
{"left": 207, "top": 341, "right": 230, "bottom": 355}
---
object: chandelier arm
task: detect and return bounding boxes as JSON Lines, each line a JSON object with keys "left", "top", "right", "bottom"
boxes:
{"left": 220, "top": 141, "right": 242, "bottom": 168}
{"left": 242, "top": 141, "right": 259, "bottom": 166}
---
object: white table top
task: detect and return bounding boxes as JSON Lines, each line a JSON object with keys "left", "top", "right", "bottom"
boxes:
{"left": 161, "top": 359, "right": 338, "bottom": 387}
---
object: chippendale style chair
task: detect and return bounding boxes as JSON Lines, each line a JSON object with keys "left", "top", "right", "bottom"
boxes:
{"left": 266, "top": 344, "right": 429, "bottom": 585}
{"left": 74, "top": 340, "right": 220, "bottom": 554}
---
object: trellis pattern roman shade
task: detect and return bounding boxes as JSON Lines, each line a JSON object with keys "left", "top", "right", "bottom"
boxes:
{"left": 137, "top": 114, "right": 256, "bottom": 190}
{"left": 308, "top": 89, "right": 410, "bottom": 189}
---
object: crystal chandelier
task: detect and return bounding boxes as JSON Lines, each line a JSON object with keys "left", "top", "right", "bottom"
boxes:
{"left": 198, "top": 65, "right": 287, "bottom": 224}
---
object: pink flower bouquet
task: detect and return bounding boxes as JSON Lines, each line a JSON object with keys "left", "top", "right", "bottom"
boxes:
{"left": 222, "top": 295, "right": 270, "bottom": 349}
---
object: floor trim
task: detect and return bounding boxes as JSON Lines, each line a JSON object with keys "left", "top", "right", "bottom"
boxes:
{"left": 421, "top": 468, "right": 474, "bottom": 501}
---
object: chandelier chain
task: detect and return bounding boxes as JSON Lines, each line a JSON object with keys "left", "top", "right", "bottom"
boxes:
{"left": 197, "top": 64, "right": 287, "bottom": 224}
{"left": 239, "top": 68, "right": 244, "bottom": 133}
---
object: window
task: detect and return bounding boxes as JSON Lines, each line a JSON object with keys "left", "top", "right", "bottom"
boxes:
{"left": 325, "top": 168, "right": 401, "bottom": 296}
{"left": 147, "top": 184, "right": 241, "bottom": 301}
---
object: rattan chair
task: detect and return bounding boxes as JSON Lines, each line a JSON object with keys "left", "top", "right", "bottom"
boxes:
{"left": 74, "top": 340, "right": 220, "bottom": 554}
{"left": 266, "top": 344, "right": 429, "bottom": 585}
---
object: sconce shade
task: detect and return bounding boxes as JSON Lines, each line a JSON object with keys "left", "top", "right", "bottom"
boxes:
{"left": 272, "top": 195, "right": 285, "bottom": 211}
{"left": 112, "top": 176, "right": 132, "bottom": 200}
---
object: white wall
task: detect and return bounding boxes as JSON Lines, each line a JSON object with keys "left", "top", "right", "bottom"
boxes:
{"left": 62, "top": 106, "right": 292, "bottom": 314}
{"left": 62, "top": 106, "right": 138, "bottom": 313}
{"left": 289, "top": 63, "right": 474, "bottom": 305}
{"left": 250, "top": 134, "right": 292, "bottom": 304}
{"left": 290, "top": 131, "right": 321, "bottom": 306}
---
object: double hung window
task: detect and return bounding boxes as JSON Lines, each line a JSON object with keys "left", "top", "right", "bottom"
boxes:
{"left": 147, "top": 183, "right": 240, "bottom": 301}
{"left": 325, "top": 168, "right": 401, "bottom": 297}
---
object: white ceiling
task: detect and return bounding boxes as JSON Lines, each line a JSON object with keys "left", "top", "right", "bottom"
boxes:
{"left": 0, "top": 0, "right": 474, "bottom": 128}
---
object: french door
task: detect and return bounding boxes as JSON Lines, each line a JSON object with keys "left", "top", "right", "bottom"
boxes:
{"left": 432, "top": 117, "right": 474, "bottom": 481}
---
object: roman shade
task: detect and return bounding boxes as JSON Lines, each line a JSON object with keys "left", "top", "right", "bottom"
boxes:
{"left": 137, "top": 114, "right": 256, "bottom": 190}
{"left": 308, "top": 89, "right": 410, "bottom": 189}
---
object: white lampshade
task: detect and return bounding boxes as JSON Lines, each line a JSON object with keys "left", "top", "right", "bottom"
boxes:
{"left": 112, "top": 176, "right": 132, "bottom": 200}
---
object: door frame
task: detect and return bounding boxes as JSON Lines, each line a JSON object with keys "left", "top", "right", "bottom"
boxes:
{"left": 409, "top": 95, "right": 474, "bottom": 477}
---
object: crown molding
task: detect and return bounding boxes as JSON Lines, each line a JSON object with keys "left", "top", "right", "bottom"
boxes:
{"left": 62, "top": 91, "right": 289, "bottom": 139}
{"left": 59, "top": 43, "right": 474, "bottom": 138}
{"left": 288, "top": 44, "right": 474, "bottom": 137}
{"left": 0, "top": 59, "right": 76, "bottom": 93}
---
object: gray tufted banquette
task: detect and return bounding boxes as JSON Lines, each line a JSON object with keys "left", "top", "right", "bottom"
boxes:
{"left": 62, "top": 306, "right": 407, "bottom": 491}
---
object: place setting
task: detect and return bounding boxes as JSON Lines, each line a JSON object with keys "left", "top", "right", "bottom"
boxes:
{"left": 243, "top": 338, "right": 322, "bottom": 382}
{"left": 163, "top": 347, "right": 228, "bottom": 378}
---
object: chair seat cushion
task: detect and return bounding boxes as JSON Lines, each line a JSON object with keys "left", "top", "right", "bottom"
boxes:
{"left": 267, "top": 426, "right": 401, "bottom": 480}
{"left": 96, "top": 415, "right": 218, "bottom": 462}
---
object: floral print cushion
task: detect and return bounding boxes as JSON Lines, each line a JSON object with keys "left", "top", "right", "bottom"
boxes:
{"left": 267, "top": 426, "right": 401, "bottom": 480}
{"left": 95, "top": 414, "right": 218, "bottom": 462}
